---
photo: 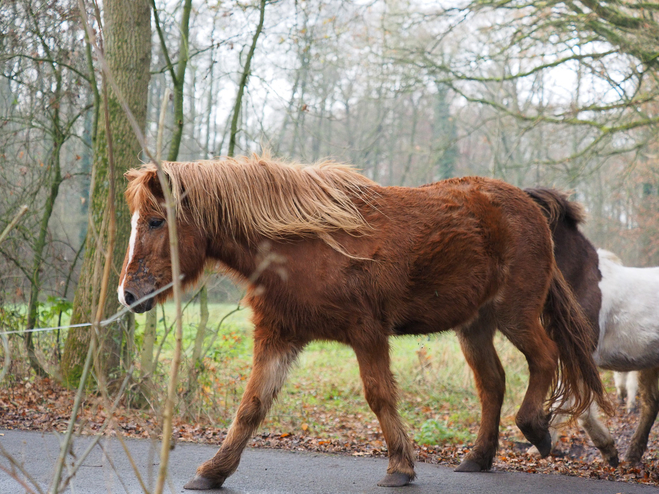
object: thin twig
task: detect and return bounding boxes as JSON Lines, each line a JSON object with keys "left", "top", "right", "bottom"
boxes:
{"left": 77, "top": 3, "right": 185, "bottom": 492}
{"left": 0, "top": 441, "right": 45, "bottom": 494}
{"left": 48, "top": 331, "right": 94, "bottom": 494}
{"left": 0, "top": 205, "right": 28, "bottom": 246}
{"left": 0, "top": 464, "right": 39, "bottom": 494}
{"left": 153, "top": 98, "right": 184, "bottom": 494}
{"left": 56, "top": 366, "right": 135, "bottom": 492}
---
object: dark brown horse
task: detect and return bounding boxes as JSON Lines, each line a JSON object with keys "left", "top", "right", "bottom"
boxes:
{"left": 118, "top": 156, "right": 609, "bottom": 490}
{"left": 527, "top": 187, "right": 659, "bottom": 467}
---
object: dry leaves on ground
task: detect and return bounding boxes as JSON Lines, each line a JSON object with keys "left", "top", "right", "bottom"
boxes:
{"left": 0, "top": 378, "right": 657, "bottom": 487}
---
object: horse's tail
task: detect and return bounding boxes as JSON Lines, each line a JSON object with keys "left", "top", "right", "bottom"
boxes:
{"left": 542, "top": 266, "right": 614, "bottom": 418}
{"left": 524, "top": 187, "right": 585, "bottom": 230}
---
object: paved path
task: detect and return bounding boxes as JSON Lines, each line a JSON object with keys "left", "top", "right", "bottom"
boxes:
{"left": 0, "top": 429, "right": 656, "bottom": 493}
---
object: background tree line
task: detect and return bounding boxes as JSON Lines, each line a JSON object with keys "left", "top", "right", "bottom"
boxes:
{"left": 1, "top": 0, "right": 658, "bottom": 404}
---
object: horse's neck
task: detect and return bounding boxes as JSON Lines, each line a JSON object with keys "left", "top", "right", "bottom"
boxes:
{"left": 207, "top": 234, "right": 258, "bottom": 281}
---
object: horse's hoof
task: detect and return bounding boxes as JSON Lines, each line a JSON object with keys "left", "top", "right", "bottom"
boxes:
{"left": 377, "top": 472, "right": 412, "bottom": 487}
{"left": 454, "top": 459, "right": 484, "bottom": 472}
{"left": 607, "top": 453, "right": 620, "bottom": 468}
{"left": 184, "top": 473, "right": 225, "bottom": 490}
{"left": 534, "top": 431, "right": 552, "bottom": 458}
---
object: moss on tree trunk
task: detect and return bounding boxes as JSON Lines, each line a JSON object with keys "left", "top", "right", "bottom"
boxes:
{"left": 61, "top": 0, "right": 151, "bottom": 387}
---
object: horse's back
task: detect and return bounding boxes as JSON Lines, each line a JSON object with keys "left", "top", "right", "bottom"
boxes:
{"left": 378, "top": 177, "right": 554, "bottom": 335}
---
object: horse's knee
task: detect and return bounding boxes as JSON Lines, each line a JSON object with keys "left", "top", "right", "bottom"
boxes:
{"left": 236, "top": 395, "right": 266, "bottom": 428}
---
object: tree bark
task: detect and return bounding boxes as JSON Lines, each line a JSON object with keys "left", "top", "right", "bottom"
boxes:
{"left": 62, "top": 0, "right": 151, "bottom": 387}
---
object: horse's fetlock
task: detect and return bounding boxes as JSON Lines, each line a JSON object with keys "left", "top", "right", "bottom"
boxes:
{"left": 386, "top": 459, "right": 416, "bottom": 479}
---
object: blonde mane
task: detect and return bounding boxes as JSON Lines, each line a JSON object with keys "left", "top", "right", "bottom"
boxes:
{"left": 126, "top": 154, "right": 377, "bottom": 250}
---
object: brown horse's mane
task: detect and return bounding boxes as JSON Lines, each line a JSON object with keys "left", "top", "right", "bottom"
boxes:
{"left": 125, "top": 154, "right": 376, "bottom": 248}
{"left": 524, "top": 188, "right": 586, "bottom": 227}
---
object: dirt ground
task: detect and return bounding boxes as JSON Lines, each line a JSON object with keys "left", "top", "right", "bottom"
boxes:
{"left": 0, "top": 377, "right": 657, "bottom": 487}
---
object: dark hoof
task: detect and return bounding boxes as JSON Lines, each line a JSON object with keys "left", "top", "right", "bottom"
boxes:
{"left": 184, "top": 473, "right": 225, "bottom": 490}
{"left": 534, "top": 431, "right": 552, "bottom": 458}
{"left": 606, "top": 453, "right": 620, "bottom": 468}
{"left": 454, "top": 459, "right": 484, "bottom": 472}
{"left": 377, "top": 472, "right": 412, "bottom": 487}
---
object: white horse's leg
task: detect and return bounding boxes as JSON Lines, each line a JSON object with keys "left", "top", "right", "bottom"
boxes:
{"left": 626, "top": 367, "right": 659, "bottom": 464}
{"left": 577, "top": 401, "right": 619, "bottom": 466}
{"left": 626, "top": 371, "right": 639, "bottom": 413}
{"left": 614, "top": 371, "right": 628, "bottom": 405}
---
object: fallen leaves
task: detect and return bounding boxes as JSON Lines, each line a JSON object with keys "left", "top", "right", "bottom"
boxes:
{"left": 0, "top": 378, "right": 657, "bottom": 487}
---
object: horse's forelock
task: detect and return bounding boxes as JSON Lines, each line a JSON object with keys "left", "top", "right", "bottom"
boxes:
{"left": 124, "top": 165, "right": 165, "bottom": 216}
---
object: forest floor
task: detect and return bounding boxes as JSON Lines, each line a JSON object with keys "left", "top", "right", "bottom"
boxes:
{"left": 0, "top": 377, "right": 658, "bottom": 488}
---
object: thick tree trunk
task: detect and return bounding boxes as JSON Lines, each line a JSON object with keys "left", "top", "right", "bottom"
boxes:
{"left": 61, "top": 0, "right": 151, "bottom": 387}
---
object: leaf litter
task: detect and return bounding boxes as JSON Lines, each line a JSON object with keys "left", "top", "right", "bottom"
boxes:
{"left": 0, "top": 377, "right": 657, "bottom": 487}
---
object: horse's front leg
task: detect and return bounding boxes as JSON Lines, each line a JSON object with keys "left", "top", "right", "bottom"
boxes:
{"left": 184, "top": 335, "right": 300, "bottom": 490}
{"left": 353, "top": 337, "right": 416, "bottom": 487}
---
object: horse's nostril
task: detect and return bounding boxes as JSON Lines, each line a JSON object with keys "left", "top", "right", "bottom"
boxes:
{"left": 124, "top": 289, "right": 137, "bottom": 307}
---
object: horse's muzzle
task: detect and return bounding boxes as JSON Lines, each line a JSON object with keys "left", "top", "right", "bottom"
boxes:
{"left": 121, "top": 288, "right": 155, "bottom": 313}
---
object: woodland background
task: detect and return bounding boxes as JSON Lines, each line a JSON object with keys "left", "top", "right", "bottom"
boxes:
{"left": 1, "top": 0, "right": 659, "bottom": 489}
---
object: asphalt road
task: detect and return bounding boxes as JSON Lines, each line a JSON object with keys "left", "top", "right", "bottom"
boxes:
{"left": 0, "top": 429, "right": 657, "bottom": 494}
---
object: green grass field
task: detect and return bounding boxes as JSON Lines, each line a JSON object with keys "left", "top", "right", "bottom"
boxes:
{"left": 10, "top": 298, "right": 614, "bottom": 447}
{"left": 133, "top": 301, "right": 534, "bottom": 446}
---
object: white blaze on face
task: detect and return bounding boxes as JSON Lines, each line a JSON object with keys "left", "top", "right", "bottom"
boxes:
{"left": 118, "top": 210, "right": 140, "bottom": 307}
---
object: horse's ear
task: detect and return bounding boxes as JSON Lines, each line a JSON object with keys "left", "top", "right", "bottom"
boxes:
{"left": 125, "top": 168, "right": 143, "bottom": 183}
{"left": 125, "top": 166, "right": 164, "bottom": 197}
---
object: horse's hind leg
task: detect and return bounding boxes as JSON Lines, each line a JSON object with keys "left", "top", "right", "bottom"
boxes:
{"left": 614, "top": 371, "right": 628, "bottom": 405}
{"left": 578, "top": 401, "right": 619, "bottom": 466}
{"left": 352, "top": 337, "right": 415, "bottom": 487}
{"left": 501, "top": 318, "right": 558, "bottom": 457}
{"left": 455, "top": 310, "right": 506, "bottom": 472}
{"left": 184, "top": 334, "right": 300, "bottom": 490}
{"left": 625, "top": 367, "right": 659, "bottom": 464}
{"left": 627, "top": 371, "right": 639, "bottom": 413}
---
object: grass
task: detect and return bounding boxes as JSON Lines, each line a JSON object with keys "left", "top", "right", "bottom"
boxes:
{"left": 4, "top": 298, "right": 534, "bottom": 446}
{"left": 133, "top": 301, "right": 532, "bottom": 446}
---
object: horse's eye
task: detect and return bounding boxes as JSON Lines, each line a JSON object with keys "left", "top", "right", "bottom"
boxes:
{"left": 148, "top": 218, "right": 165, "bottom": 229}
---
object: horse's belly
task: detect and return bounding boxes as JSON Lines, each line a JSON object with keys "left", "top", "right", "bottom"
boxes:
{"left": 595, "top": 330, "right": 659, "bottom": 371}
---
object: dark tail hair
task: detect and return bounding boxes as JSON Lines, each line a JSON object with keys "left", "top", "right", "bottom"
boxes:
{"left": 524, "top": 187, "right": 585, "bottom": 229}
{"left": 542, "top": 265, "right": 614, "bottom": 418}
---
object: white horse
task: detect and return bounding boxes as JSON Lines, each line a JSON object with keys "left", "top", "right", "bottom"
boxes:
{"left": 614, "top": 370, "right": 638, "bottom": 412}
{"left": 539, "top": 249, "right": 659, "bottom": 465}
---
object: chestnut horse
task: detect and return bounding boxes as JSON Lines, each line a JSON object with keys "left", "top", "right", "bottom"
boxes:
{"left": 118, "top": 156, "right": 608, "bottom": 490}
{"left": 527, "top": 188, "right": 659, "bottom": 466}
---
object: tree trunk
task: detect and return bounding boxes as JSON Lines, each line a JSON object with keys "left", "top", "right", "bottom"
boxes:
{"left": 165, "top": 0, "right": 193, "bottom": 162}
{"left": 26, "top": 135, "right": 64, "bottom": 378}
{"left": 62, "top": 0, "right": 151, "bottom": 387}
{"left": 186, "top": 284, "right": 208, "bottom": 412}
{"left": 228, "top": 0, "right": 267, "bottom": 157}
